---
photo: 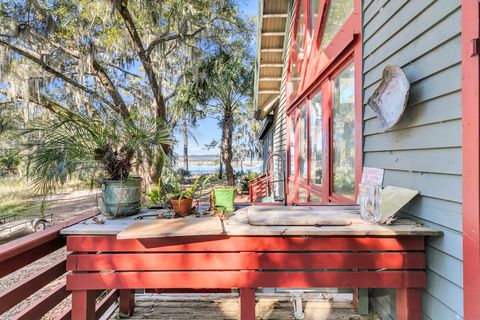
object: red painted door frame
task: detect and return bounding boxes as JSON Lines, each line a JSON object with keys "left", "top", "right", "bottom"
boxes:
{"left": 462, "top": 0, "right": 480, "bottom": 319}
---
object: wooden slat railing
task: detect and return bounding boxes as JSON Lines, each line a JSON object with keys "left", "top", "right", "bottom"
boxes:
{"left": 248, "top": 173, "right": 270, "bottom": 203}
{"left": 0, "top": 210, "right": 118, "bottom": 320}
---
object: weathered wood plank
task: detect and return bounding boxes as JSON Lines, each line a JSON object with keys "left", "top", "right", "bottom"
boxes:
{"left": 66, "top": 235, "right": 426, "bottom": 252}
{"left": 67, "top": 252, "right": 425, "bottom": 271}
{"left": 67, "top": 271, "right": 426, "bottom": 290}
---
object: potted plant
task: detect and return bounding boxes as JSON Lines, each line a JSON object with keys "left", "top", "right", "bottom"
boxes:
{"left": 25, "top": 107, "right": 170, "bottom": 218}
{"left": 167, "top": 175, "right": 205, "bottom": 216}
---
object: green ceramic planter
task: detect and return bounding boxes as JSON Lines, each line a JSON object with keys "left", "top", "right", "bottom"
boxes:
{"left": 213, "top": 188, "right": 236, "bottom": 212}
{"left": 99, "top": 177, "right": 142, "bottom": 218}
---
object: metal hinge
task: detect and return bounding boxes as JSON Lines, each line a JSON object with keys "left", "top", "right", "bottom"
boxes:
{"left": 472, "top": 38, "right": 480, "bottom": 57}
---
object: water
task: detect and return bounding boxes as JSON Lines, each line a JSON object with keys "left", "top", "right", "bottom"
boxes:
{"left": 175, "top": 161, "right": 263, "bottom": 175}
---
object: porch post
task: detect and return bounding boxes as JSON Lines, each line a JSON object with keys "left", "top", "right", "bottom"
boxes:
{"left": 119, "top": 289, "right": 135, "bottom": 318}
{"left": 462, "top": 0, "right": 480, "bottom": 319}
{"left": 71, "top": 290, "right": 96, "bottom": 320}
{"left": 396, "top": 288, "right": 422, "bottom": 320}
{"left": 239, "top": 288, "right": 256, "bottom": 320}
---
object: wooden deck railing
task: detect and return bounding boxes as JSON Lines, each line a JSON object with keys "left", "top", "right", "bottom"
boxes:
{"left": 0, "top": 210, "right": 118, "bottom": 320}
{"left": 248, "top": 173, "right": 271, "bottom": 203}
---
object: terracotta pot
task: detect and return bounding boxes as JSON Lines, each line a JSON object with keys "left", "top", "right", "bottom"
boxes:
{"left": 170, "top": 198, "right": 193, "bottom": 217}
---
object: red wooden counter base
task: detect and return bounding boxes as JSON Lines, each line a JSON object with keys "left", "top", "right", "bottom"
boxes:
{"left": 66, "top": 235, "right": 426, "bottom": 320}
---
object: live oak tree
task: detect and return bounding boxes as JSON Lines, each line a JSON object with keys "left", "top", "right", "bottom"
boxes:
{"left": 0, "top": 0, "right": 242, "bottom": 184}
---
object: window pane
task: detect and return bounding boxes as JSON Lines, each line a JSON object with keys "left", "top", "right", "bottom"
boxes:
{"left": 299, "top": 104, "right": 307, "bottom": 180}
{"left": 332, "top": 63, "right": 355, "bottom": 199}
{"left": 299, "top": 188, "right": 308, "bottom": 202}
{"left": 320, "top": 0, "right": 354, "bottom": 50}
{"left": 310, "top": 0, "right": 320, "bottom": 31}
{"left": 295, "top": 0, "right": 305, "bottom": 56}
{"left": 289, "top": 115, "right": 295, "bottom": 201}
{"left": 289, "top": 116, "right": 295, "bottom": 177}
{"left": 310, "top": 92, "right": 322, "bottom": 187}
{"left": 288, "top": 60, "right": 300, "bottom": 95}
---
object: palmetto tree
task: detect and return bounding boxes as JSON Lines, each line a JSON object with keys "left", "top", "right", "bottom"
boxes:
{"left": 24, "top": 99, "right": 170, "bottom": 195}
{"left": 188, "top": 46, "right": 254, "bottom": 185}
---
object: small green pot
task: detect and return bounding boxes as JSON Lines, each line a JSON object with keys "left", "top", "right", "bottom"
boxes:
{"left": 99, "top": 177, "right": 142, "bottom": 218}
{"left": 213, "top": 188, "right": 236, "bottom": 212}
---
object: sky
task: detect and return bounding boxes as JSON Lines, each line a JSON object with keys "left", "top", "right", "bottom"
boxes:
{"left": 173, "top": 0, "right": 258, "bottom": 158}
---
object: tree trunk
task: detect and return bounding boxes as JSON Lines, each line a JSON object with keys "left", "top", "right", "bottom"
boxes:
{"left": 221, "top": 107, "right": 235, "bottom": 185}
{"left": 182, "top": 117, "right": 189, "bottom": 171}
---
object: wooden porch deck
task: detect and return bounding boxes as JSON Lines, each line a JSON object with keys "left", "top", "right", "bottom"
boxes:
{"left": 107, "top": 293, "right": 380, "bottom": 320}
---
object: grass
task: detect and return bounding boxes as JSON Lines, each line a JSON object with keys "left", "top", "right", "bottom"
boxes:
{"left": 0, "top": 176, "right": 90, "bottom": 219}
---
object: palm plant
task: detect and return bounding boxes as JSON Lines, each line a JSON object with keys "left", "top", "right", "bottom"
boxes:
{"left": 24, "top": 104, "right": 170, "bottom": 196}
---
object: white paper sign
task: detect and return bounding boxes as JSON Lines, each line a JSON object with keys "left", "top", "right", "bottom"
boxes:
{"left": 361, "top": 167, "right": 384, "bottom": 186}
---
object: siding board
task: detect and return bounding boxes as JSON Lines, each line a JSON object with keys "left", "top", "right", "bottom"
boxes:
{"left": 364, "top": 148, "right": 462, "bottom": 175}
{"left": 364, "top": 120, "right": 462, "bottom": 152}
{"left": 364, "top": 0, "right": 432, "bottom": 50}
{"left": 363, "top": 0, "right": 463, "bottom": 318}
{"left": 363, "top": 92, "right": 461, "bottom": 135}
{"left": 364, "top": 0, "right": 460, "bottom": 71}
{"left": 382, "top": 170, "right": 462, "bottom": 203}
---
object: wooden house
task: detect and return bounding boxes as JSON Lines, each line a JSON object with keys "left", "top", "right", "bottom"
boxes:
{"left": 254, "top": 0, "right": 479, "bottom": 319}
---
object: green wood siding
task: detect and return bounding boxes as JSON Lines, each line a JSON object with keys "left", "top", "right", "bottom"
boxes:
{"left": 362, "top": 0, "right": 463, "bottom": 319}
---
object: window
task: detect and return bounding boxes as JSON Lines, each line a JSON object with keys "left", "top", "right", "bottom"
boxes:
{"left": 310, "top": 0, "right": 321, "bottom": 31}
{"left": 332, "top": 64, "right": 355, "bottom": 199}
{"left": 320, "top": 0, "right": 354, "bottom": 50}
{"left": 288, "top": 115, "right": 296, "bottom": 200}
{"left": 310, "top": 92, "right": 322, "bottom": 187}
{"left": 286, "top": 0, "right": 359, "bottom": 204}
{"left": 299, "top": 104, "right": 308, "bottom": 179}
{"left": 287, "top": 63, "right": 357, "bottom": 203}
{"left": 295, "top": 0, "right": 305, "bottom": 58}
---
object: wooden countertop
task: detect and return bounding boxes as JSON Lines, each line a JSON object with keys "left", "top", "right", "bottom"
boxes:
{"left": 60, "top": 206, "right": 441, "bottom": 237}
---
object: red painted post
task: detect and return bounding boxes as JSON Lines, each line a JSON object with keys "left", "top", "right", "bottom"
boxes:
{"left": 239, "top": 288, "right": 255, "bottom": 320}
{"left": 462, "top": 1, "right": 480, "bottom": 319}
{"left": 396, "top": 288, "right": 422, "bottom": 320}
{"left": 119, "top": 289, "right": 135, "bottom": 317}
{"left": 71, "top": 290, "right": 96, "bottom": 320}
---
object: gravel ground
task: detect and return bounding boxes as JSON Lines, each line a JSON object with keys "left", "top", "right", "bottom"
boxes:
{"left": 1, "top": 190, "right": 98, "bottom": 320}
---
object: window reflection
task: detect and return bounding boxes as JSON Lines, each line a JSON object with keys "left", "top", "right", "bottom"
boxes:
{"left": 288, "top": 61, "right": 300, "bottom": 95}
{"left": 320, "top": 0, "right": 354, "bottom": 50}
{"left": 296, "top": 0, "right": 305, "bottom": 57}
{"left": 332, "top": 63, "right": 355, "bottom": 199}
{"left": 299, "top": 104, "right": 307, "bottom": 179}
{"left": 310, "top": 0, "right": 320, "bottom": 31}
{"left": 289, "top": 115, "right": 295, "bottom": 178}
{"left": 310, "top": 92, "right": 322, "bottom": 187}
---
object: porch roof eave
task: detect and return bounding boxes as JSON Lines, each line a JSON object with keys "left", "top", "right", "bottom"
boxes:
{"left": 254, "top": 0, "right": 289, "bottom": 120}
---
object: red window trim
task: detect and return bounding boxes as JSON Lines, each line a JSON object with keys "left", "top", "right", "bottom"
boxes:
{"left": 462, "top": 0, "right": 480, "bottom": 318}
{"left": 286, "top": 0, "right": 362, "bottom": 205}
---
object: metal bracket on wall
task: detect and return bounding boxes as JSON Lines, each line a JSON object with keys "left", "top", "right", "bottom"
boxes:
{"left": 471, "top": 38, "right": 480, "bottom": 57}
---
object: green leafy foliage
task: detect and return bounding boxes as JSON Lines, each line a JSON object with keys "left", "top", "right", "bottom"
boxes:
{"left": 0, "top": 150, "right": 22, "bottom": 176}
{"left": 24, "top": 106, "right": 170, "bottom": 195}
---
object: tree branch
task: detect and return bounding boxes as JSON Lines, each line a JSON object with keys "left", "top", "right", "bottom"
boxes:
{"left": 43, "top": 37, "right": 131, "bottom": 118}
{"left": 0, "top": 39, "right": 117, "bottom": 111}
{"left": 145, "top": 19, "right": 214, "bottom": 56}
{"left": 114, "top": 0, "right": 166, "bottom": 121}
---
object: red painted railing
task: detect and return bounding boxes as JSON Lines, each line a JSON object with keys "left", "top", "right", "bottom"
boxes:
{"left": 248, "top": 173, "right": 270, "bottom": 203}
{"left": 0, "top": 210, "right": 118, "bottom": 320}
